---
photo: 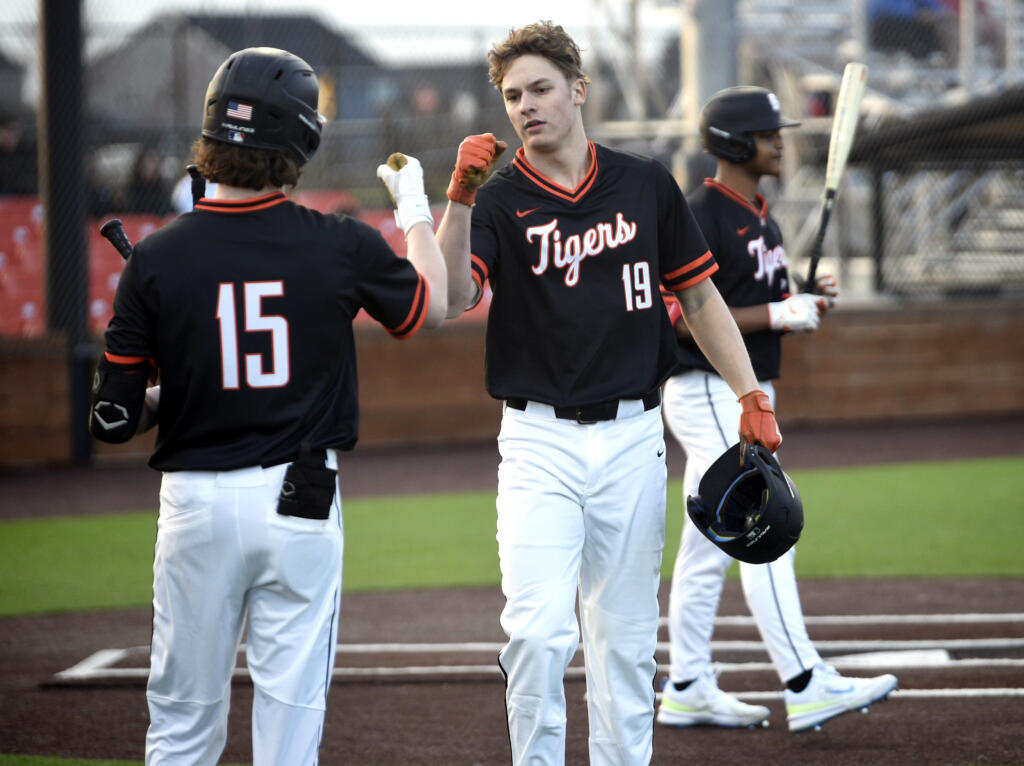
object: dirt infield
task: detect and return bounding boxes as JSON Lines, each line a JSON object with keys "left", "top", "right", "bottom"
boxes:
{"left": 4, "top": 579, "right": 1024, "bottom": 765}
{"left": 1, "top": 415, "right": 1023, "bottom": 765}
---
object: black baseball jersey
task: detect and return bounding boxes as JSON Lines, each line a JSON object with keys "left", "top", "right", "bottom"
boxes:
{"left": 104, "top": 191, "right": 429, "bottom": 471}
{"left": 470, "top": 143, "right": 716, "bottom": 406}
{"left": 677, "top": 178, "right": 792, "bottom": 381}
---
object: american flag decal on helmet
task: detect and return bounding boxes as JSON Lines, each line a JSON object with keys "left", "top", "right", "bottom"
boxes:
{"left": 226, "top": 101, "right": 253, "bottom": 121}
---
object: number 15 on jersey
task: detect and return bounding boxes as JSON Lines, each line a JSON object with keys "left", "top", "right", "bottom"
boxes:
{"left": 216, "top": 281, "right": 291, "bottom": 389}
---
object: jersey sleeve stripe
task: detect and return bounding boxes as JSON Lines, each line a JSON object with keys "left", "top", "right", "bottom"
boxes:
{"left": 386, "top": 274, "right": 429, "bottom": 340}
{"left": 663, "top": 249, "right": 715, "bottom": 283}
{"left": 667, "top": 261, "right": 719, "bottom": 291}
{"left": 104, "top": 352, "right": 148, "bottom": 364}
{"left": 663, "top": 250, "right": 718, "bottom": 291}
{"left": 470, "top": 254, "right": 489, "bottom": 291}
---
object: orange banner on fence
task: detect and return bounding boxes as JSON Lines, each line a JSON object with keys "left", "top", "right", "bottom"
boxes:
{"left": 0, "top": 192, "right": 487, "bottom": 338}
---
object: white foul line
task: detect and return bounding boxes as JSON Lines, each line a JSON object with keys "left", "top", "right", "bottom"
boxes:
{"left": 53, "top": 648, "right": 130, "bottom": 682}
{"left": 54, "top": 645, "right": 1024, "bottom": 684}
{"left": 658, "top": 638, "right": 1024, "bottom": 653}
{"left": 702, "top": 612, "right": 1024, "bottom": 627}
{"left": 51, "top": 610, "right": 1024, "bottom": 692}
{"left": 667, "top": 688, "right": 1024, "bottom": 701}
{"left": 327, "top": 637, "right": 1024, "bottom": 653}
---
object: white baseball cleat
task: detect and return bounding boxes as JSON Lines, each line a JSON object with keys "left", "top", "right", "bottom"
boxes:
{"left": 784, "top": 664, "right": 898, "bottom": 733}
{"left": 657, "top": 670, "right": 770, "bottom": 729}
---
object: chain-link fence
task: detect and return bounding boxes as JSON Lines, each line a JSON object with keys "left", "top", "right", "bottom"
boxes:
{"left": 730, "top": 0, "right": 1024, "bottom": 300}
{"left": 1, "top": 0, "right": 1022, "bottom": 342}
{"left": 871, "top": 163, "right": 1024, "bottom": 297}
{"left": 1, "top": 0, "right": 1022, "bottom": 466}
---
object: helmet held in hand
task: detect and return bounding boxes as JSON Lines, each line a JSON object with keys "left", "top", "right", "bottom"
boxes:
{"left": 686, "top": 442, "right": 803, "bottom": 564}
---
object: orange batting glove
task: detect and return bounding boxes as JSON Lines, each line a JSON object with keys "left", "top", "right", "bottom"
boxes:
{"left": 738, "top": 389, "right": 782, "bottom": 460}
{"left": 447, "top": 133, "right": 507, "bottom": 206}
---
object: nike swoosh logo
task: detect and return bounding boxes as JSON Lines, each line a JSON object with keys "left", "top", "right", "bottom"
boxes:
{"left": 516, "top": 208, "right": 540, "bottom": 218}
{"left": 827, "top": 685, "right": 856, "bottom": 694}
{"left": 737, "top": 226, "right": 750, "bottom": 235}
{"left": 657, "top": 448, "right": 666, "bottom": 457}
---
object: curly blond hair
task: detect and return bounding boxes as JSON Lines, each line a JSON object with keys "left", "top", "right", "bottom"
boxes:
{"left": 487, "top": 21, "right": 590, "bottom": 92}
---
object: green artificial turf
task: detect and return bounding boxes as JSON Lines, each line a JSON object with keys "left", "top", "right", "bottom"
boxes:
{"left": 1, "top": 456, "right": 1021, "bottom": 616}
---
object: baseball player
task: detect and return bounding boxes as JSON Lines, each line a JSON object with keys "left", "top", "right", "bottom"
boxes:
{"left": 657, "top": 86, "right": 897, "bottom": 734}
{"left": 89, "top": 47, "right": 447, "bottom": 765}
{"left": 435, "top": 22, "right": 782, "bottom": 765}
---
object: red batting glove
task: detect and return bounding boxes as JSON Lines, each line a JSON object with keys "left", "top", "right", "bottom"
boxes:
{"left": 447, "top": 133, "right": 507, "bottom": 206}
{"left": 738, "top": 389, "right": 782, "bottom": 459}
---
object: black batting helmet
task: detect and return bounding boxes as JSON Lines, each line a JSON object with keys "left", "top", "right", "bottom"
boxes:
{"left": 202, "top": 47, "right": 324, "bottom": 166}
{"left": 686, "top": 443, "right": 803, "bottom": 564}
{"left": 700, "top": 86, "right": 800, "bottom": 163}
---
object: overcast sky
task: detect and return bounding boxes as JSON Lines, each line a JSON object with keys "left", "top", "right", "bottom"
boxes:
{"left": 0, "top": 0, "right": 679, "bottom": 105}
{"left": 2, "top": 0, "right": 678, "bottom": 39}
{"left": 87, "top": 0, "right": 602, "bottom": 30}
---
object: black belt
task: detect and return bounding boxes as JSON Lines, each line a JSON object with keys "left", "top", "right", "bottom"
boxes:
{"left": 506, "top": 389, "right": 661, "bottom": 425}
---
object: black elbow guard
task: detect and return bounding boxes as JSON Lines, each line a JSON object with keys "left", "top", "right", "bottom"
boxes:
{"left": 90, "top": 356, "right": 150, "bottom": 443}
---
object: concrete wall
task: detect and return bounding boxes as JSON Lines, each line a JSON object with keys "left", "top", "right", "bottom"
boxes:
{"left": 2, "top": 299, "right": 1022, "bottom": 468}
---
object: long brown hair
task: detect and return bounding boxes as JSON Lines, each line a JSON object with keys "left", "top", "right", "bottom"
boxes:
{"left": 188, "top": 137, "right": 302, "bottom": 189}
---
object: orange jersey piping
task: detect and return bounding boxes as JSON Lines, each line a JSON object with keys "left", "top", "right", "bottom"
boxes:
{"left": 703, "top": 178, "right": 768, "bottom": 220}
{"left": 512, "top": 142, "right": 599, "bottom": 203}
{"left": 194, "top": 191, "right": 289, "bottom": 213}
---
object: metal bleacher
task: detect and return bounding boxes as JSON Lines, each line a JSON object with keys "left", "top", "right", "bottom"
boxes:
{"left": 735, "top": 0, "right": 1024, "bottom": 299}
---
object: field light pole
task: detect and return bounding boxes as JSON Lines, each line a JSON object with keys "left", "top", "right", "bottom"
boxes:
{"left": 39, "top": 0, "right": 92, "bottom": 465}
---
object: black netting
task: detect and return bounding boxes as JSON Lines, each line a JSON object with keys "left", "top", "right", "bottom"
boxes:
{"left": 0, "top": 2, "right": 1021, "bottom": 465}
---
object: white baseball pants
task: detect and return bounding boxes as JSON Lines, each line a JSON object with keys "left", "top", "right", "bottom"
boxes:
{"left": 146, "top": 453, "right": 343, "bottom": 766}
{"left": 662, "top": 371, "right": 822, "bottom": 685}
{"left": 496, "top": 400, "right": 666, "bottom": 766}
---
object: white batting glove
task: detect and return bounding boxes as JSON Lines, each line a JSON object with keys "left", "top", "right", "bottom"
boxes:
{"left": 136, "top": 385, "right": 160, "bottom": 434}
{"left": 767, "top": 294, "right": 822, "bottom": 333}
{"left": 815, "top": 274, "right": 839, "bottom": 311}
{"left": 376, "top": 153, "right": 434, "bottom": 236}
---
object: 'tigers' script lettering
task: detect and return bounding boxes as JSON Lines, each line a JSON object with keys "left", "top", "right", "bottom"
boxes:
{"left": 527, "top": 214, "right": 638, "bottom": 286}
{"left": 748, "top": 235, "right": 787, "bottom": 287}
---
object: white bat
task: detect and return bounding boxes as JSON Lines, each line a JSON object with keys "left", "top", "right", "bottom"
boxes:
{"left": 806, "top": 61, "right": 868, "bottom": 287}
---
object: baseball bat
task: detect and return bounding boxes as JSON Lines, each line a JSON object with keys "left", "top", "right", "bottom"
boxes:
{"left": 805, "top": 62, "right": 868, "bottom": 288}
{"left": 99, "top": 218, "right": 134, "bottom": 261}
{"left": 98, "top": 218, "right": 161, "bottom": 405}
{"left": 186, "top": 163, "right": 205, "bottom": 208}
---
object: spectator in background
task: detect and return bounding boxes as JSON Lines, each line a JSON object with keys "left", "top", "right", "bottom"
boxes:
{"left": 450, "top": 90, "right": 481, "bottom": 132}
{"left": 412, "top": 81, "right": 440, "bottom": 119}
{"left": 0, "top": 110, "right": 38, "bottom": 195}
{"left": 119, "top": 145, "right": 174, "bottom": 216}
{"left": 934, "top": 0, "right": 1005, "bottom": 68}
{"left": 868, "top": 0, "right": 952, "bottom": 61}
{"left": 382, "top": 81, "right": 449, "bottom": 194}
